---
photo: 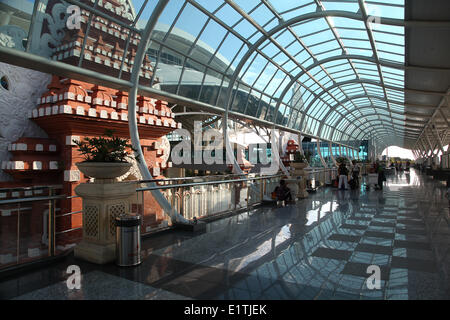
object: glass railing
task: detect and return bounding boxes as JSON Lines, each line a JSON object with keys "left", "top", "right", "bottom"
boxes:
{"left": 0, "top": 185, "right": 75, "bottom": 270}
{"left": 134, "top": 174, "right": 283, "bottom": 234}
{"left": 0, "top": 170, "right": 342, "bottom": 269}
{"left": 304, "top": 167, "right": 338, "bottom": 189}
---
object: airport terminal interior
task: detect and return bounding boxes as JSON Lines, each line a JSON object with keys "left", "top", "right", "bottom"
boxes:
{"left": 0, "top": 0, "right": 449, "bottom": 300}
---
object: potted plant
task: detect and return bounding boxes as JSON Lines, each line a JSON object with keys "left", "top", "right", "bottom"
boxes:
{"left": 335, "top": 156, "right": 348, "bottom": 165}
{"left": 74, "top": 129, "right": 138, "bottom": 180}
{"left": 304, "top": 151, "right": 313, "bottom": 165}
{"left": 291, "top": 151, "right": 308, "bottom": 169}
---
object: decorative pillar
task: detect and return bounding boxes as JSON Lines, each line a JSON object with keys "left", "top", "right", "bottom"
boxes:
{"left": 74, "top": 180, "right": 136, "bottom": 264}
{"left": 287, "top": 162, "right": 308, "bottom": 199}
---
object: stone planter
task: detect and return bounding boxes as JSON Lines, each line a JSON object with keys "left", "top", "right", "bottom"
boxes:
{"left": 288, "top": 162, "right": 308, "bottom": 198}
{"left": 76, "top": 162, "right": 132, "bottom": 180}
{"left": 74, "top": 181, "right": 136, "bottom": 264}
{"left": 290, "top": 162, "right": 308, "bottom": 169}
{"left": 74, "top": 163, "right": 136, "bottom": 264}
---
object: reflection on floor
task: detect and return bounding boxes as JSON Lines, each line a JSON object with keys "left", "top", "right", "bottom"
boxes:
{"left": 1, "top": 169, "right": 449, "bottom": 300}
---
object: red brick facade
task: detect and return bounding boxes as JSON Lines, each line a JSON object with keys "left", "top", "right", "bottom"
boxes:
{"left": 0, "top": 0, "right": 178, "bottom": 265}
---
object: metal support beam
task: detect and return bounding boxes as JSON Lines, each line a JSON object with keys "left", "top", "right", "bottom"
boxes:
{"left": 317, "top": 139, "right": 327, "bottom": 168}
{"left": 128, "top": 0, "right": 189, "bottom": 224}
{"left": 329, "top": 141, "right": 337, "bottom": 166}
{"left": 431, "top": 122, "right": 445, "bottom": 153}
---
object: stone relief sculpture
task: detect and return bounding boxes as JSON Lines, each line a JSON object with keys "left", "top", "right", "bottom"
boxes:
{"left": 118, "top": 156, "right": 143, "bottom": 182}
{"left": 159, "top": 136, "right": 171, "bottom": 164}
{"left": 0, "top": 1, "right": 69, "bottom": 57}
{"left": 0, "top": 62, "right": 51, "bottom": 181}
{"left": 0, "top": 25, "right": 27, "bottom": 50}
{"left": 116, "top": 0, "right": 135, "bottom": 20}
{"left": 0, "top": 0, "right": 137, "bottom": 57}
{"left": 29, "top": 0, "right": 70, "bottom": 57}
{"left": 0, "top": 0, "right": 139, "bottom": 182}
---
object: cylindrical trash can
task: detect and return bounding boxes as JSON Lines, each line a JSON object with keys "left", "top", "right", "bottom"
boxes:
{"left": 115, "top": 214, "right": 142, "bottom": 267}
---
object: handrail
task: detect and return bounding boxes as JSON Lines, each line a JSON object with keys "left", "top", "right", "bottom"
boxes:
{"left": 138, "top": 173, "right": 257, "bottom": 183}
{"left": 0, "top": 185, "right": 62, "bottom": 193}
{"left": 137, "top": 168, "right": 338, "bottom": 188}
{"left": 139, "top": 168, "right": 337, "bottom": 185}
{"left": 0, "top": 195, "right": 67, "bottom": 205}
{"left": 0, "top": 192, "right": 67, "bottom": 268}
{"left": 136, "top": 174, "right": 284, "bottom": 192}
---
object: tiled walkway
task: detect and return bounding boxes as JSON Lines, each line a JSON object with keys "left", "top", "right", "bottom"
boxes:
{"left": 1, "top": 169, "right": 449, "bottom": 300}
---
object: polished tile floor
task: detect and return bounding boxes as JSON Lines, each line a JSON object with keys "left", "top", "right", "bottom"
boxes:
{"left": 1, "top": 169, "right": 449, "bottom": 300}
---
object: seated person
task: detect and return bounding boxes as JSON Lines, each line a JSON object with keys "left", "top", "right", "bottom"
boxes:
{"left": 274, "top": 180, "right": 292, "bottom": 202}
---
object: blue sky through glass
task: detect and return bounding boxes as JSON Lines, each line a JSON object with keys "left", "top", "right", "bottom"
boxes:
{"left": 20, "top": 0, "right": 406, "bottom": 147}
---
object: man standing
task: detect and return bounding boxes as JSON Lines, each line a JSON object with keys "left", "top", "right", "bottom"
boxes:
{"left": 338, "top": 162, "right": 349, "bottom": 190}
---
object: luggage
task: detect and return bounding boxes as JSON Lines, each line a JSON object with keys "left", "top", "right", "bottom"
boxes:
{"left": 333, "top": 179, "right": 338, "bottom": 188}
{"left": 349, "top": 178, "right": 357, "bottom": 189}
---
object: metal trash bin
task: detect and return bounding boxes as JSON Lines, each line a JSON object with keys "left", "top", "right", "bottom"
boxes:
{"left": 115, "top": 214, "right": 142, "bottom": 267}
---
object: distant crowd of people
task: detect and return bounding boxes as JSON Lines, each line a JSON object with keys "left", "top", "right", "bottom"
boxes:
{"left": 337, "top": 160, "right": 361, "bottom": 190}
{"left": 272, "top": 159, "right": 413, "bottom": 204}
{"left": 389, "top": 160, "right": 411, "bottom": 173}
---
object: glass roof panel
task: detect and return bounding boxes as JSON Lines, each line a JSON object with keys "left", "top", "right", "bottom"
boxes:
{"left": 0, "top": 0, "right": 408, "bottom": 146}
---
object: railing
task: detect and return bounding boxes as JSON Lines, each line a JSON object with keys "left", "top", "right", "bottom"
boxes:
{"left": 0, "top": 169, "right": 340, "bottom": 269}
{"left": 304, "top": 167, "right": 338, "bottom": 189}
{"left": 0, "top": 186, "right": 69, "bottom": 270}
{"left": 134, "top": 174, "right": 283, "bottom": 233}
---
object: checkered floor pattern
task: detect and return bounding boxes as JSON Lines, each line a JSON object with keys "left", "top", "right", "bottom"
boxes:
{"left": 306, "top": 193, "right": 445, "bottom": 299}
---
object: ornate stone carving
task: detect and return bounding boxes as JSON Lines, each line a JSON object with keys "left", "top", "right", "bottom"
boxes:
{"left": 83, "top": 205, "right": 100, "bottom": 240}
{"left": 31, "top": 0, "right": 70, "bottom": 57}
{"left": 0, "top": 62, "right": 51, "bottom": 181}
{"left": 117, "top": 156, "right": 143, "bottom": 182}
{"left": 159, "top": 135, "right": 171, "bottom": 164}
{"left": 0, "top": 25, "right": 27, "bottom": 50}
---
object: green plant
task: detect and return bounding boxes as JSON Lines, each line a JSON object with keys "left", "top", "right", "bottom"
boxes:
{"left": 292, "top": 151, "right": 306, "bottom": 163}
{"left": 74, "top": 129, "right": 138, "bottom": 163}
{"left": 304, "top": 150, "right": 312, "bottom": 163}
{"left": 335, "top": 156, "right": 348, "bottom": 164}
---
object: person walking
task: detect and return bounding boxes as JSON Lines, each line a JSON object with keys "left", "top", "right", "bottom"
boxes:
{"left": 376, "top": 162, "right": 386, "bottom": 190}
{"left": 338, "top": 162, "right": 349, "bottom": 190}
{"left": 350, "top": 160, "right": 360, "bottom": 189}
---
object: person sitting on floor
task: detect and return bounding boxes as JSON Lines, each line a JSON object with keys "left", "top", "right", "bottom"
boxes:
{"left": 274, "top": 179, "right": 293, "bottom": 203}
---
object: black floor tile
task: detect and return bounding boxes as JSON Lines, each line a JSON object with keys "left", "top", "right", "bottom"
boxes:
{"left": 370, "top": 221, "right": 396, "bottom": 228}
{"left": 341, "top": 262, "right": 390, "bottom": 281}
{"left": 347, "top": 217, "right": 372, "bottom": 222}
{"left": 328, "top": 234, "right": 362, "bottom": 243}
{"left": 364, "top": 231, "right": 396, "bottom": 239}
{"left": 312, "top": 247, "right": 353, "bottom": 261}
{"left": 396, "top": 228, "right": 427, "bottom": 236}
{"left": 397, "top": 219, "right": 424, "bottom": 226}
{"left": 158, "top": 275, "right": 229, "bottom": 299}
{"left": 391, "top": 256, "right": 437, "bottom": 273}
{"left": 393, "top": 240, "right": 431, "bottom": 251}
{"left": 375, "top": 214, "right": 397, "bottom": 220}
{"left": 355, "top": 243, "right": 393, "bottom": 255}
{"left": 340, "top": 224, "right": 368, "bottom": 231}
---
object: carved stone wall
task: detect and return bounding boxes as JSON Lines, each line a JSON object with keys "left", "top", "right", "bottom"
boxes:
{"left": 0, "top": 62, "right": 51, "bottom": 181}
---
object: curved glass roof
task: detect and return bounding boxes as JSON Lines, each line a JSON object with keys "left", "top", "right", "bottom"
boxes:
{"left": 0, "top": 0, "right": 412, "bottom": 151}
{"left": 146, "top": 0, "right": 406, "bottom": 148}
